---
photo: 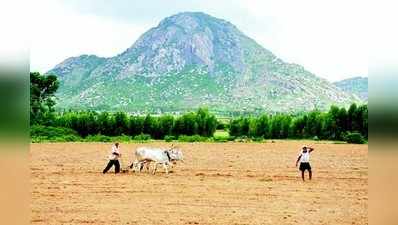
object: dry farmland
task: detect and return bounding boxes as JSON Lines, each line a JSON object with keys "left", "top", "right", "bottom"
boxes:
{"left": 31, "top": 141, "right": 367, "bottom": 225}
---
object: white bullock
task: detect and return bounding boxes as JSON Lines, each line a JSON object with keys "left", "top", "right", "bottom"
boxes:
{"left": 132, "top": 146, "right": 183, "bottom": 174}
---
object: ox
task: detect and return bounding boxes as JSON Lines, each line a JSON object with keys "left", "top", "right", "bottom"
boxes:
{"left": 131, "top": 146, "right": 183, "bottom": 174}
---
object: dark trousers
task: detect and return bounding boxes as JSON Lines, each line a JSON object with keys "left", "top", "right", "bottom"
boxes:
{"left": 103, "top": 160, "right": 120, "bottom": 174}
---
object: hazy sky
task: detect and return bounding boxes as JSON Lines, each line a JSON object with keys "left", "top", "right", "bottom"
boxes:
{"left": 30, "top": 0, "right": 368, "bottom": 81}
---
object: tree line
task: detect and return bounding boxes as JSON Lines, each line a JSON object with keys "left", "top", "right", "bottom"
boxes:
{"left": 229, "top": 103, "right": 368, "bottom": 141}
{"left": 30, "top": 72, "right": 367, "bottom": 142}
{"left": 38, "top": 108, "right": 218, "bottom": 139}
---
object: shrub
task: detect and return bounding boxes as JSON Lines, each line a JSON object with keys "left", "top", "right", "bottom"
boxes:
{"left": 344, "top": 132, "right": 366, "bottom": 144}
{"left": 30, "top": 125, "right": 81, "bottom": 142}
{"left": 60, "top": 134, "right": 82, "bottom": 142}
{"left": 212, "top": 136, "right": 229, "bottom": 142}
{"left": 164, "top": 135, "right": 176, "bottom": 142}
{"left": 84, "top": 134, "right": 112, "bottom": 142}
{"left": 111, "top": 135, "right": 132, "bottom": 142}
{"left": 31, "top": 125, "right": 79, "bottom": 137}
{"left": 235, "top": 135, "right": 251, "bottom": 143}
{"left": 178, "top": 135, "right": 208, "bottom": 142}
{"left": 213, "top": 130, "right": 231, "bottom": 142}
{"left": 252, "top": 137, "right": 265, "bottom": 142}
{"left": 227, "top": 136, "right": 236, "bottom": 141}
{"left": 31, "top": 136, "right": 48, "bottom": 143}
{"left": 313, "top": 136, "right": 320, "bottom": 141}
{"left": 133, "top": 133, "right": 151, "bottom": 141}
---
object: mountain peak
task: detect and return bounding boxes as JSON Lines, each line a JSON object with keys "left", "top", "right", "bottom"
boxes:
{"left": 162, "top": 12, "right": 223, "bottom": 24}
{"left": 158, "top": 11, "right": 236, "bottom": 33}
{"left": 120, "top": 11, "right": 246, "bottom": 75}
{"left": 48, "top": 12, "right": 359, "bottom": 113}
{"left": 164, "top": 11, "right": 213, "bottom": 20}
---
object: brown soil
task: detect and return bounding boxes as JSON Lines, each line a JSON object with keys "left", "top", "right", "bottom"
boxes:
{"left": 30, "top": 141, "right": 367, "bottom": 225}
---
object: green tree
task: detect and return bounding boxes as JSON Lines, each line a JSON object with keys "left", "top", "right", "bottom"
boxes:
{"left": 181, "top": 112, "right": 198, "bottom": 135}
{"left": 281, "top": 115, "right": 292, "bottom": 138}
{"left": 143, "top": 114, "right": 155, "bottom": 136}
{"left": 357, "top": 105, "right": 368, "bottom": 138}
{"left": 30, "top": 72, "right": 59, "bottom": 124}
{"left": 129, "top": 116, "right": 144, "bottom": 136}
{"left": 289, "top": 115, "right": 306, "bottom": 138}
{"left": 158, "top": 115, "right": 174, "bottom": 138}
{"left": 229, "top": 118, "right": 241, "bottom": 137}
{"left": 304, "top": 111, "right": 322, "bottom": 138}
{"left": 256, "top": 114, "right": 270, "bottom": 138}
{"left": 114, "top": 112, "right": 129, "bottom": 135}
{"left": 173, "top": 116, "right": 185, "bottom": 136}
{"left": 248, "top": 118, "right": 257, "bottom": 137}
{"left": 97, "top": 112, "right": 113, "bottom": 136}
{"left": 240, "top": 117, "right": 250, "bottom": 137}
{"left": 201, "top": 110, "right": 218, "bottom": 137}
{"left": 269, "top": 115, "right": 285, "bottom": 139}
{"left": 348, "top": 103, "right": 358, "bottom": 131}
{"left": 328, "top": 106, "right": 340, "bottom": 139}
{"left": 337, "top": 107, "right": 348, "bottom": 138}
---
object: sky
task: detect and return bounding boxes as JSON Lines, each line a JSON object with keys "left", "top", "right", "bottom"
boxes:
{"left": 29, "top": 0, "right": 369, "bottom": 81}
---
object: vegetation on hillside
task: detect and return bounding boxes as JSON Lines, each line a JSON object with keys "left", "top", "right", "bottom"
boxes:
{"left": 334, "top": 77, "right": 368, "bottom": 101}
{"left": 30, "top": 72, "right": 367, "bottom": 143}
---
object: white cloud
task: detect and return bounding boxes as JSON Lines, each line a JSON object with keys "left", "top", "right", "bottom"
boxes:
{"left": 30, "top": 0, "right": 147, "bottom": 73}
{"left": 236, "top": 0, "right": 368, "bottom": 81}
{"left": 0, "top": 0, "right": 30, "bottom": 68}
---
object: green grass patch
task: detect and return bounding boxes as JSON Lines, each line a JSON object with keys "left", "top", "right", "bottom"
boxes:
{"left": 164, "top": 135, "right": 176, "bottom": 142}
{"left": 213, "top": 130, "right": 230, "bottom": 138}
{"left": 132, "top": 134, "right": 151, "bottom": 142}
{"left": 178, "top": 135, "right": 209, "bottom": 142}
{"left": 212, "top": 130, "right": 233, "bottom": 142}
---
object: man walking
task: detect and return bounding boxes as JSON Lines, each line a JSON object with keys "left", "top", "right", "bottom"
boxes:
{"left": 103, "top": 143, "right": 121, "bottom": 174}
{"left": 295, "top": 145, "right": 314, "bottom": 181}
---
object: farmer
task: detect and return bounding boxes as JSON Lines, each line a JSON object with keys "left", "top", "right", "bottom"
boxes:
{"left": 295, "top": 145, "right": 314, "bottom": 181}
{"left": 103, "top": 143, "right": 121, "bottom": 174}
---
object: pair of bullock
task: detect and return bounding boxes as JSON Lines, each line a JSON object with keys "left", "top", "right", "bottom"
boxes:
{"left": 128, "top": 145, "right": 184, "bottom": 174}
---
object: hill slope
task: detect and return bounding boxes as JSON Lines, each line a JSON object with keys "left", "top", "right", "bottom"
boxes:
{"left": 49, "top": 12, "right": 359, "bottom": 114}
{"left": 334, "top": 77, "right": 368, "bottom": 101}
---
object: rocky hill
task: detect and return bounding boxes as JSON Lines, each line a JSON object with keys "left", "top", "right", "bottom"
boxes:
{"left": 49, "top": 12, "right": 359, "bottom": 114}
{"left": 334, "top": 77, "right": 368, "bottom": 101}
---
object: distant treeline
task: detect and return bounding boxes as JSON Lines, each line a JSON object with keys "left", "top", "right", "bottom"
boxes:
{"left": 35, "top": 104, "right": 368, "bottom": 143}
{"left": 229, "top": 103, "right": 367, "bottom": 141}
{"left": 30, "top": 72, "right": 367, "bottom": 143}
{"left": 39, "top": 108, "right": 218, "bottom": 139}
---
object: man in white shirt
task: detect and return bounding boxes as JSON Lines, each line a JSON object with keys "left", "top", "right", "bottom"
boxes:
{"left": 103, "top": 143, "right": 121, "bottom": 174}
{"left": 295, "top": 145, "right": 314, "bottom": 181}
